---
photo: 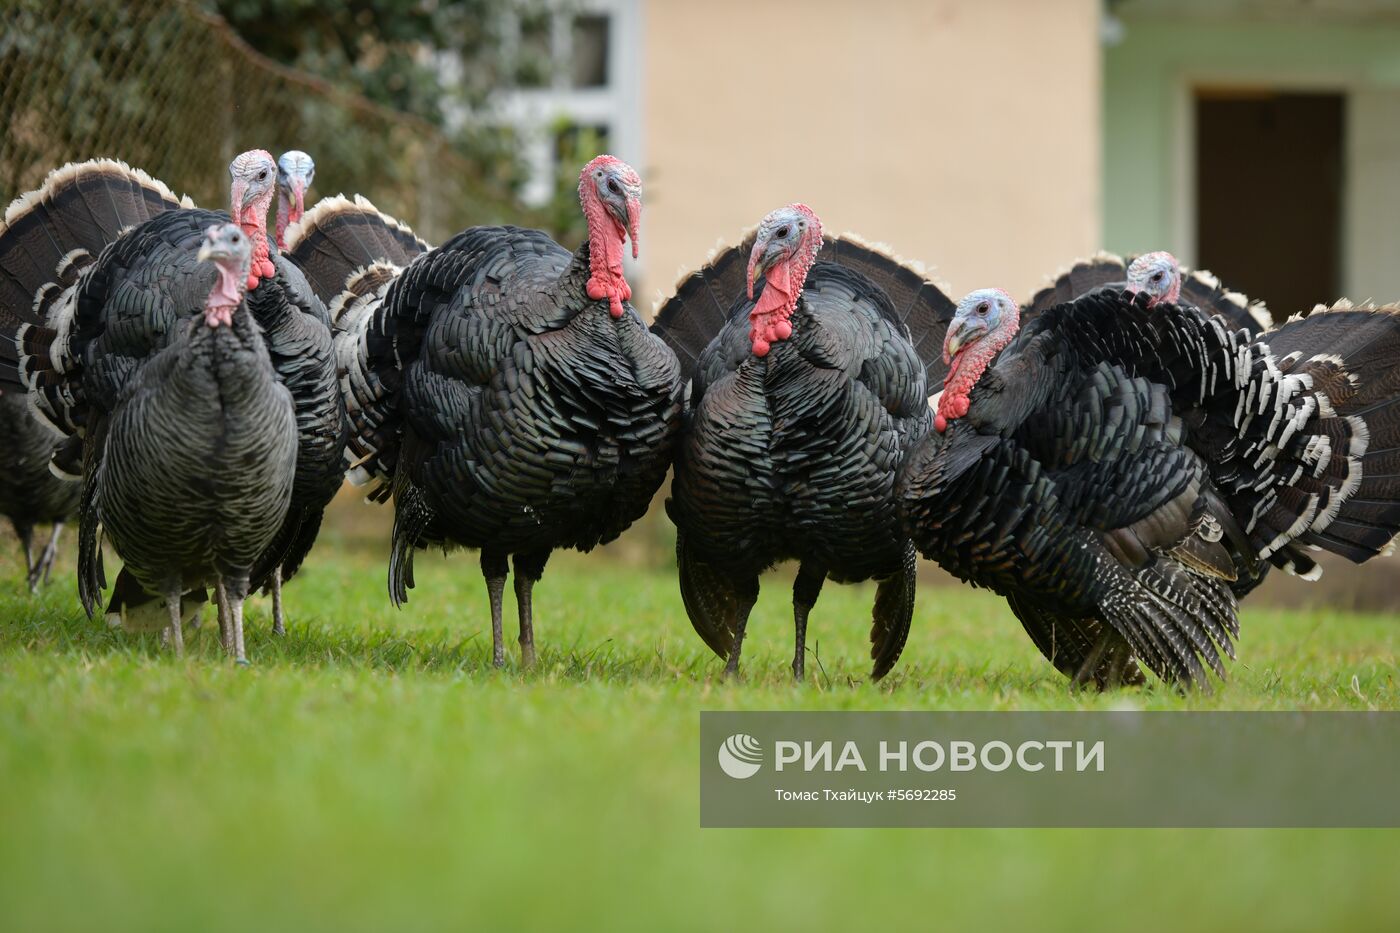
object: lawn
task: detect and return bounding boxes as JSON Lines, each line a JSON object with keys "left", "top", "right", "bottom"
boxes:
{"left": 2, "top": 519, "right": 1398, "bottom": 932}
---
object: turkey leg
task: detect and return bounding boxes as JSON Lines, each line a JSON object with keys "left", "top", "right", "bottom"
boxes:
{"left": 270, "top": 566, "right": 285, "bottom": 636}
{"left": 225, "top": 576, "right": 250, "bottom": 664}
{"left": 723, "top": 576, "right": 760, "bottom": 679}
{"left": 791, "top": 562, "right": 827, "bottom": 681}
{"left": 512, "top": 552, "right": 550, "bottom": 669}
{"left": 17, "top": 524, "right": 36, "bottom": 593}
{"left": 33, "top": 522, "right": 63, "bottom": 589}
{"left": 1070, "top": 632, "right": 1115, "bottom": 691}
{"left": 165, "top": 586, "right": 185, "bottom": 658}
{"left": 482, "top": 551, "right": 509, "bottom": 668}
{"left": 215, "top": 580, "right": 233, "bottom": 655}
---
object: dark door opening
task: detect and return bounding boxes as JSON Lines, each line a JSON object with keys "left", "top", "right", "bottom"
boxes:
{"left": 1195, "top": 90, "right": 1345, "bottom": 317}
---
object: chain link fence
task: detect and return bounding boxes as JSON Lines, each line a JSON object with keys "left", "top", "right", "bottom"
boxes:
{"left": 0, "top": 0, "right": 521, "bottom": 243}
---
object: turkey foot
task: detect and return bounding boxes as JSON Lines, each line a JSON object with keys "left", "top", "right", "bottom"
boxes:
{"left": 26, "top": 523, "right": 63, "bottom": 592}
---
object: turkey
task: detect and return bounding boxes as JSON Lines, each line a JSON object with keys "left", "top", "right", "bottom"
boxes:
{"left": 900, "top": 285, "right": 1400, "bottom": 689}
{"left": 651, "top": 204, "right": 955, "bottom": 680}
{"left": 0, "top": 152, "right": 342, "bottom": 648}
{"left": 0, "top": 392, "right": 79, "bottom": 590}
{"left": 1023, "top": 250, "right": 1272, "bottom": 335}
{"left": 22, "top": 219, "right": 292, "bottom": 657}
{"left": 294, "top": 155, "right": 684, "bottom": 667}
{"left": 275, "top": 150, "right": 314, "bottom": 251}
{"left": 240, "top": 153, "right": 346, "bottom": 638}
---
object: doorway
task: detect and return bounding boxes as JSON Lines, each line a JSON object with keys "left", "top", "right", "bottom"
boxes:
{"left": 1194, "top": 90, "right": 1345, "bottom": 317}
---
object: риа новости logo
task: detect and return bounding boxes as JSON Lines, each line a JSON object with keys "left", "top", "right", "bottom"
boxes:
{"left": 718, "top": 734, "right": 763, "bottom": 779}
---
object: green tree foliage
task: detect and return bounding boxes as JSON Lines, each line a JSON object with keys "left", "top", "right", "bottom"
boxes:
{"left": 208, "top": 0, "right": 533, "bottom": 203}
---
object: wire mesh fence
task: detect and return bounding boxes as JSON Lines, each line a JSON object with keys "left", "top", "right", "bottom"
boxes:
{"left": 0, "top": 0, "right": 519, "bottom": 243}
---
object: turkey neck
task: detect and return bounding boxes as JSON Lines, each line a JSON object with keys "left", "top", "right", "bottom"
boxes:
{"left": 563, "top": 238, "right": 629, "bottom": 319}
{"left": 274, "top": 188, "right": 303, "bottom": 251}
{"left": 579, "top": 191, "right": 634, "bottom": 318}
{"left": 748, "top": 237, "right": 820, "bottom": 357}
{"left": 235, "top": 192, "right": 276, "bottom": 290}
{"left": 275, "top": 197, "right": 291, "bottom": 252}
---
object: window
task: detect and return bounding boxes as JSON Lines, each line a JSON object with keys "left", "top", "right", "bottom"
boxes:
{"left": 571, "top": 14, "right": 610, "bottom": 89}
{"left": 478, "top": 0, "right": 641, "bottom": 212}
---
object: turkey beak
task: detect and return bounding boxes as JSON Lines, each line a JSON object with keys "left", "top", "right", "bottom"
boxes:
{"left": 198, "top": 242, "right": 230, "bottom": 263}
{"left": 943, "top": 318, "right": 980, "bottom": 365}
{"left": 747, "top": 241, "right": 773, "bottom": 301}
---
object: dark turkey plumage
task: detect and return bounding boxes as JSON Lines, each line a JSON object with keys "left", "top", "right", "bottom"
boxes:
{"left": 900, "top": 288, "right": 1400, "bottom": 689}
{"left": 295, "top": 166, "right": 683, "bottom": 667}
{"left": 0, "top": 158, "right": 318, "bottom": 657}
{"left": 1023, "top": 251, "right": 1272, "bottom": 335}
{"left": 0, "top": 391, "right": 79, "bottom": 590}
{"left": 653, "top": 220, "right": 954, "bottom": 680}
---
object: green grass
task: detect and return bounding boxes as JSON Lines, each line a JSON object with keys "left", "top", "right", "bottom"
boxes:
{"left": 2, "top": 530, "right": 1399, "bottom": 932}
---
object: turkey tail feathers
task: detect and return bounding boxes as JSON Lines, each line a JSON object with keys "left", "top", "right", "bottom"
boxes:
{"left": 1245, "top": 302, "right": 1400, "bottom": 568}
{"left": 285, "top": 194, "right": 427, "bottom": 303}
{"left": 818, "top": 234, "right": 958, "bottom": 385}
{"left": 650, "top": 235, "right": 754, "bottom": 384}
{"left": 1180, "top": 268, "right": 1272, "bottom": 335}
{"left": 293, "top": 196, "right": 424, "bottom": 495}
{"left": 0, "top": 159, "right": 189, "bottom": 331}
{"left": 0, "top": 159, "right": 184, "bottom": 406}
{"left": 333, "top": 263, "right": 400, "bottom": 494}
{"left": 1023, "top": 252, "right": 1127, "bottom": 321}
{"left": 652, "top": 231, "right": 955, "bottom": 385}
{"left": 1024, "top": 252, "right": 1270, "bottom": 335}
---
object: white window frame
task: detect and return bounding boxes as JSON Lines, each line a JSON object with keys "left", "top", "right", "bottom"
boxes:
{"left": 495, "top": 0, "right": 644, "bottom": 210}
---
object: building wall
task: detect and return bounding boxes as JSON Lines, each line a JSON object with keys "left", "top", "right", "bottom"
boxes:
{"left": 641, "top": 0, "right": 1101, "bottom": 313}
{"left": 1104, "top": 16, "right": 1400, "bottom": 304}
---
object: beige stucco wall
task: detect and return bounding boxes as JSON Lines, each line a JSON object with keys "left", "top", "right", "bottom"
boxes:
{"left": 641, "top": 0, "right": 1102, "bottom": 315}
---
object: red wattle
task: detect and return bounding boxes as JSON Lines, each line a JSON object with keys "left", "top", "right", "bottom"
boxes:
{"left": 236, "top": 197, "right": 274, "bottom": 290}
{"left": 582, "top": 192, "right": 632, "bottom": 319}
{"left": 749, "top": 263, "right": 797, "bottom": 356}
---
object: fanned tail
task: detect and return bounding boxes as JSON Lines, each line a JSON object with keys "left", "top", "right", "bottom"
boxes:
{"left": 1023, "top": 252, "right": 1271, "bottom": 336}
{"left": 333, "top": 262, "right": 402, "bottom": 496}
{"left": 1023, "top": 252, "right": 1128, "bottom": 322}
{"left": 1237, "top": 301, "right": 1400, "bottom": 570}
{"left": 817, "top": 234, "right": 958, "bottom": 385}
{"left": 651, "top": 231, "right": 955, "bottom": 385}
{"left": 0, "top": 159, "right": 189, "bottom": 398}
{"left": 285, "top": 194, "right": 427, "bottom": 303}
{"left": 650, "top": 235, "right": 753, "bottom": 384}
{"left": 1179, "top": 268, "right": 1272, "bottom": 335}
